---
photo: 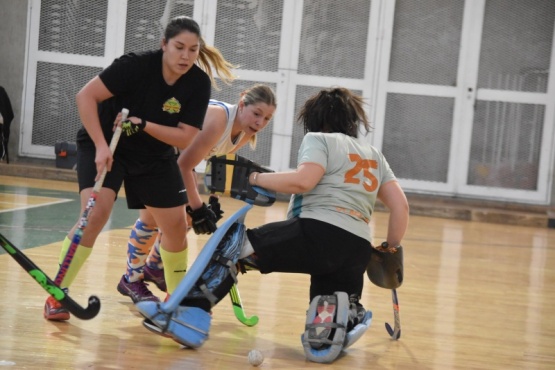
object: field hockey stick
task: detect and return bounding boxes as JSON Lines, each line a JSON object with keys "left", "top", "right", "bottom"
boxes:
{"left": 385, "top": 288, "right": 401, "bottom": 340}
{"left": 229, "top": 283, "right": 259, "bottom": 326}
{"left": 54, "top": 108, "right": 128, "bottom": 286}
{"left": 0, "top": 233, "right": 100, "bottom": 319}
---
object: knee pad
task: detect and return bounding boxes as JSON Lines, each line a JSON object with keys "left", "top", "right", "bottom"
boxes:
{"left": 301, "top": 292, "right": 350, "bottom": 364}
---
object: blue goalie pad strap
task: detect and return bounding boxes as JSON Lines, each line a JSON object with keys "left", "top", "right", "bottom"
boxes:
{"left": 204, "top": 154, "right": 276, "bottom": 207}
{"left": 135, "top": 301, "right": 172, "bottom": 332}
{"left": 301, "top": 292, "right": 350, "bottom": 364}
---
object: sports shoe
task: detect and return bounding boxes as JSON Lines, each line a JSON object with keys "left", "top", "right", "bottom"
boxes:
{"left": 308, "top": 295, "right": 337, "bottom": 349}
{"left": 347, "top": 294, "right": 366, "bottom": 332}
{"left": 144, "top": 265, "right": 167, "bottom": 292}
{"left": 117, "top": 275, "right": 160, "bottom": 303}
{"left": 44, "top": 288, "right": 70, "bottom": 321}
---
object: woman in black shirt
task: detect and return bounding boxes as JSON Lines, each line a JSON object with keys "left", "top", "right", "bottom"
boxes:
{"left": 44, "top": 16, "right": 236, "bottom": 321}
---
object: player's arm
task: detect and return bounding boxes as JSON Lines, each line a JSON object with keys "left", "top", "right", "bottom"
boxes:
{"left": 377, "top": 180, "right": 409, "bottom": 246}
{"left": 178, "top": 105, "right": 227, "bottom": 210}
{"left": 248, "top": 162, "right": 325, "bottom": 194}
{"left": 75, "top": 76, "right": 115, "bottom": 177}
{"left": 122, "top": 117, "right": 200, "bottom": 149}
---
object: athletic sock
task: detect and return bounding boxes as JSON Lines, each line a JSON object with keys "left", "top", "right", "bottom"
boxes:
{"left": 125, "top": 219, "right": 158, "bottom": 283}
{"left": 146, "top": 233, "right": 163, "bottom": 270}
{"left": 238, "top": 238, "right": 254, "bottom": 259}
{"left": 57, "top": 236, "right": 93, "bottom": 288}
{"left": 159, "top": 244, "right": 188, "bottom": 294}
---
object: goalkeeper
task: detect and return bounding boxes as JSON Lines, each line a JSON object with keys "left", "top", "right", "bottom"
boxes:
{"left": 116, "top": 84, "right": 277, "bottom": 304}
{"left": 140, "top": 87, "right": 409, "bottom": 363}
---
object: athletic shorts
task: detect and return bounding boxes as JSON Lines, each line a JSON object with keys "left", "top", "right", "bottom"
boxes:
{"left": 76, "top": 142, "right": 187, "bottom": 209}
{"left": 246, "top": 217, "right": 371, "bottom": 300}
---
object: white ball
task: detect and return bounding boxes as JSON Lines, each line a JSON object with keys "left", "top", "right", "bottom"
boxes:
{"left": 247, "top": 349, "right": 264, "bottom": 366}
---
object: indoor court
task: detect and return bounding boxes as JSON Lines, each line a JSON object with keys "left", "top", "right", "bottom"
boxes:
{"left": 0, "top": 174, "right": 554, "bottom": 369}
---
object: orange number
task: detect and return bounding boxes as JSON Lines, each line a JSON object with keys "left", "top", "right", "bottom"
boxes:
{"left": 345, "top": 154, "right": 378, "bottom": 192}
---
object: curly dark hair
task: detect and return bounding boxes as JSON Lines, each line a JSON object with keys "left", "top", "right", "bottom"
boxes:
{"left": 297, "top": 87, "right": 371, "bottom": 138}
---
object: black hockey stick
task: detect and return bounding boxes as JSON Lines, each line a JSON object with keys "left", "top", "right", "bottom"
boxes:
{"left": 0, "top": 233, "right": 100, "bottom": 320}
{"left": 230, "top": 283, "right": 259, "bottom": 326}
{"left": 385, "top": 288, "right": 401, "bottom": 340}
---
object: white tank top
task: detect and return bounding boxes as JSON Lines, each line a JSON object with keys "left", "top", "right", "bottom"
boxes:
{"left": 204, "top": 99, "right": 246, "bottom": 159}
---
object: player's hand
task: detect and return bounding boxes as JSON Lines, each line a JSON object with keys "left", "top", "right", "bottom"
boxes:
{"left": 94, "top": 143, "right": 113, "bottom": 181}
{"left": 121, "top": 117, "right": 147, "bottom": 137}
{"left": 207, "top": 195, "right": 224, "bottom": 222}
{"left": 186, "top": 203, "right": 218, "bottom": 235}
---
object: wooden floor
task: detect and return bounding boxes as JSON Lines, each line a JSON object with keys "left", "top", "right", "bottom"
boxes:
{"left": 0, "top": 175, "right": 554, "bottom": 369}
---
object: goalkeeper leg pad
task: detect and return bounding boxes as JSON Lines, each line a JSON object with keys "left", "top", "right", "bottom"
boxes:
{"left": 301, "top": 292, "right": 350, "bottom": 364}
{"left": 344, "top": 310, "right": 372, "bottom": 349}
{"left": 185, "top": 222, "right": 245, "bottom": 306}
{"left": 137, "top": 302, "right": 211, "bottom": 348}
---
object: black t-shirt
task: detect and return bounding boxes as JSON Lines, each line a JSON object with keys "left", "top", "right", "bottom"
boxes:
{"left": 76, "top": 49, "right": 211, "bottom": 158}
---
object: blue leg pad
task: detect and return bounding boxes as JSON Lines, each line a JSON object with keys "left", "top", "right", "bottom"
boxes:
{"left": 187, "top": 223, "right": 245, "bottom": 303}
{"left": 136, "top": 301, "right": 211, "bottom": 348}
{"left": 344, "top": 310, "right": 372, "bottom": 348}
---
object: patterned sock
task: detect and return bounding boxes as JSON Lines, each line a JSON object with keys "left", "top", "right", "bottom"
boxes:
{"left": 125, "top": 219, "right": 158, "bottom": 283}
{"left": 159, "top": 244, "right": 188, "bottom": 295}
{"left": 146, "top": 233, "right": 163, "bottom": 270}
{"left": 57, "top": 236, "right": 93, "bottom": 288}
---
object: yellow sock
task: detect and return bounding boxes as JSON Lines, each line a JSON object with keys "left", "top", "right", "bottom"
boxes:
{"left": 57, "top": 236, "right": 93, "bottom": 288}
{"left": 159, "top": 245, "right": 188, "bottom": 294}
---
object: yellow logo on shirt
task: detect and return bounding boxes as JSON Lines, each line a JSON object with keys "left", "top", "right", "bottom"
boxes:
{"left": 163, "top": 97, "right": 181, "bottom": 114}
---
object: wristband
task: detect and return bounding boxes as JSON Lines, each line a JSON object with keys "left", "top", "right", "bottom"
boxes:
{"left": 252, "top": 172, "right": 259, "bottom": 186}
{"left": 139, "top": 118, "right": 147, "bottom": 131}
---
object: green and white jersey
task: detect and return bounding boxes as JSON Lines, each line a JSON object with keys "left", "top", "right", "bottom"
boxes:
{"left": 287, "top": 132, "right": 396, "bottom": 242}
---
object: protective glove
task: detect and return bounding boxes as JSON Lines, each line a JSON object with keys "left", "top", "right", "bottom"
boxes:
{"left": 186, "top": 203, "right": 217, "bottom": 235}
{"left": 207, "top": 195, "right": 224, "bottom": 222}
{"left": 121, "top": 118, "right": 146, "bottom": 137}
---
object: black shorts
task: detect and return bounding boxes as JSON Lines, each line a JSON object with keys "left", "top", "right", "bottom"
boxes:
{"left": 77, "top": 142, "right": 187, "bottom": 209}
{"left": 246, "top": 217, "right": 371, "bottom": 300}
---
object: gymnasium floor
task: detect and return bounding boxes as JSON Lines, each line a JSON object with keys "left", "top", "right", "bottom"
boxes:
{"left": 0, "top": 174, "right": 554, "bottom": 369}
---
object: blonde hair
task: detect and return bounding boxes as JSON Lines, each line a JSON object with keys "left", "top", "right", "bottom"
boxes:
{"left": 197, "top": 39, "right": 238, "bottom": 90}
{"left": 240, "top": 84, "right": 277, "bottom": 149}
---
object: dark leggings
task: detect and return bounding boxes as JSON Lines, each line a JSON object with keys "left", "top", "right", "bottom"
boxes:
{"left": 247, "top": 217, "right": 371, "bottom": 301}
